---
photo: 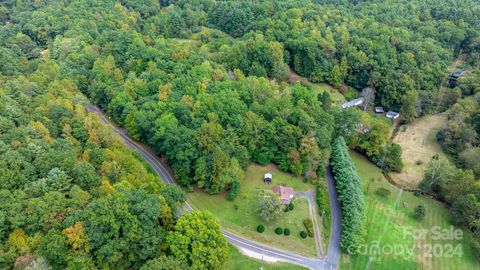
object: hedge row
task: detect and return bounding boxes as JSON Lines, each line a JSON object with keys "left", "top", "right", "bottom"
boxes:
{"left": 303, "top": 218, "right": 314, "bottom": 237}
{"left": 331, "top": 136, "right": 366, "bottom": 253}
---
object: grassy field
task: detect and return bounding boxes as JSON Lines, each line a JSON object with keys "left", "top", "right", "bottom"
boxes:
{"left": 226, "top": 244, "right": 307, "bottom": 270}
{"left": 340, "top": 151, "right": 479, "bottom": 270}
{"left": 188, "top": 164, "right": 318, "bottom": 257}
{"left": 391, "top": 114, "right": 447, "bottom": 188}
{"left": 288, "top": 69, "right": 346, "bottom": 104}
{"left": 321, "top": 208, "right": 331, "bottom": 252}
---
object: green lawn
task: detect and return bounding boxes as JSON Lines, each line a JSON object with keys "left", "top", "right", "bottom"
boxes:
{"left": 340, "top": 151, "right": 480, "bottom": 270}
{"left": 309, "top": 82, "right": 346, "bottom": 104}
{"left": 287, "top": 68, "right": 345, "bottom": 105}
{"left": 226, "top": 244, "right": 307, "bottom": 270}
{"left": 321, "top": 204, "right": 331, "bottom": 254}
{"left": 188, "top": 164, "right": 318, "bottom": 256}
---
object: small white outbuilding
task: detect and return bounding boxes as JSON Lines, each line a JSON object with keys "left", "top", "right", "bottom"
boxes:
{"left": 264, "top": 173, "right": 272, "bottom": 184}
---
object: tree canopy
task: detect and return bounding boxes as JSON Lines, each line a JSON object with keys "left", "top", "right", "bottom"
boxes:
{"left": 0, "top": 0, "right": 479, "bottom": 267}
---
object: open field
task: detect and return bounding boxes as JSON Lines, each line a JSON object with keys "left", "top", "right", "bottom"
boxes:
{"left": 340, "top": 151, "right": 479, "bottom": 270}
{"left": 226, "top": 244, "right": 307, "bottom": 270}
{"left": 391, "top": 114, "right": 447, "bottom": 188}
{"left": 188, "top": 164, "right": 319, "bottom": 257}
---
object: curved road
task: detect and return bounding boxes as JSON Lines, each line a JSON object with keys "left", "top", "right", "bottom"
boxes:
{"left": 86, "top": 104, "right": 341, "bottom": 270}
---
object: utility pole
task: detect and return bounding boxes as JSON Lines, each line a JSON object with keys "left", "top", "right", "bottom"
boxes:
{"left": 259, "top": 256, "right": 264, "bottom": 270}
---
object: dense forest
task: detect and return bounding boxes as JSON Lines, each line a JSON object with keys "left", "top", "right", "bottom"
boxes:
{"left": 0, "top": 62, "right": 228, "bottom": 269}
{"left": 2, "top": 0, "right": 479, "bottom": 193}
{"left": 1, "top": 0, "right": 480, "bottom": 268}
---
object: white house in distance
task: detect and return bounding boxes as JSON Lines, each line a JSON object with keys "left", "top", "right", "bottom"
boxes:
{"left": 386, "top": 111, "right": 400, "bottom": 120}
{"left": 342, "top": 97, "right": 364, "bottom": 109}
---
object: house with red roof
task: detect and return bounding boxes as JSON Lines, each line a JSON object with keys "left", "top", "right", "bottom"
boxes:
{"left": 272, "top": 185, "right": 294, "bottom": 205}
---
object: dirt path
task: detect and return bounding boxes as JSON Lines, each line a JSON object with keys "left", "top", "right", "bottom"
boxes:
{"left": 288, "top": 68, "right": 310, "bottom": 85}
{"left": 436, "top": 53, "right": 465, "bottom": 110}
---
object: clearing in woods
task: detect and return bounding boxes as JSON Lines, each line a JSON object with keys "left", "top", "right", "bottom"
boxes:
{"left": 188, "top": 164, "right": 320, "bottom": 257}
{"left": 391, "top": 114, "right": 447, "bottom": 188}
{"left": 288, "top": 69, "right": 346, "bottom": 104}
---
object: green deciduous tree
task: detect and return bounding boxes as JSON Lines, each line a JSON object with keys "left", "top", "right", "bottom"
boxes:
{"left": 329, "top": 65, "right": 342, "bottom": 89}
{"left": 140, "top": 255, "right": 188, "bottom": 270}
{"left": 256, "top": 190, "right": 283, "bottom": 222}
{"left": 167, "top": 212, "right": 227, "bottom": 270}
{"left": 319, "top": 91, "right": 331, "bottom": 111}
{"left": 384, "top": 143, "right": 404, "bottom": 173}
{"left": 160, "top": 185, "right": 187, "bottom": 214}
{"left": 401, "top": 90, "right": 419, "bottom": 122}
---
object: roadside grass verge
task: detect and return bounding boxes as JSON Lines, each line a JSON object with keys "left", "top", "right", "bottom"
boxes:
{"left": 226, "top": 244, "right": 307, "bottom": 270}
{"left": 188, "top": 164, "right": 318, "bottom": 257}
{"left": 321, "top": 209, "right": 331, "bottom": 254}
{"left": 340, "top": 151, "right": 479, "bottom": 270}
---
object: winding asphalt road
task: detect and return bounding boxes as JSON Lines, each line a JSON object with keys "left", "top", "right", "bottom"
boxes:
{"left": 86, "top": 104, "right": 341, "bottom": 270}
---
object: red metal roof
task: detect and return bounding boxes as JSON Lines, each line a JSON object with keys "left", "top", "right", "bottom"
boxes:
{"left": 272, "top": 185, "right": 294, "bottom": 204}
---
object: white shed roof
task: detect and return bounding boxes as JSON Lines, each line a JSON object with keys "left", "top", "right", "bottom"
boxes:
{"left": 386, "top": 111, "right": 400, "bottom": 119}
{"left": 342, "top": 98, "right": 364, "bottom": 109}
{"left": 264, "top": 173, "right": 272, "bottom": 179}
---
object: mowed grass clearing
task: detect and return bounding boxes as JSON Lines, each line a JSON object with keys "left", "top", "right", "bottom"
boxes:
{"left": 226, "top": 244, "right": 307, "bottom": 270}
{"left": 340, "top": 151, "right": 479, "bottom": 270}
{"left": 288, "top": 69, "right": 346, "bottom": 104}
{"left": 188, "top": 164, "right": 318, "bottom": 257}
{"left": 391, "top": 114, "right": 447, "bottom": 188}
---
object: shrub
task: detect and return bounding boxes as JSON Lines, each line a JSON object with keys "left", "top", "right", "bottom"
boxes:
{"left": 316, "top": 181, "right": 329, "bottom": 215}
{"left": 300, "top": 231, "right": 308, "bottom": 239}
{"left": 283, "top": 228, "right": 290, "bottom": 236}
{"left": 234, "top": 204, "right": 239, "bottom": 210}
{"left": 413, "top": 190, "right": 420, "bottom": 197}
{"left": 303, "top": 218, "right": 314, "bottom": 237}
{"left": 384, "top": 143, "right": 404, "bottom": 173}
{"left": 284, "top": 206, "right": 289, "bottom": 212}
{"left": 375, "top": 187, "right": 391, "bottom": 198}
{"left": 227, "top": 180, "right": 240, "bottom": 201}
{"left": 275, "top": 227, "right": 283, "bottom": 235}
{"left": 256, "top": 225, "right": 265, "bottom": 233}
{"left": 288, "top": 203, "right": 294, "bottom": 211}
{"left": 414, "top": 205, "right": 426, "bottom": 220}
{"left": 471, "top": 238, "right": 480, "bottom": 260}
